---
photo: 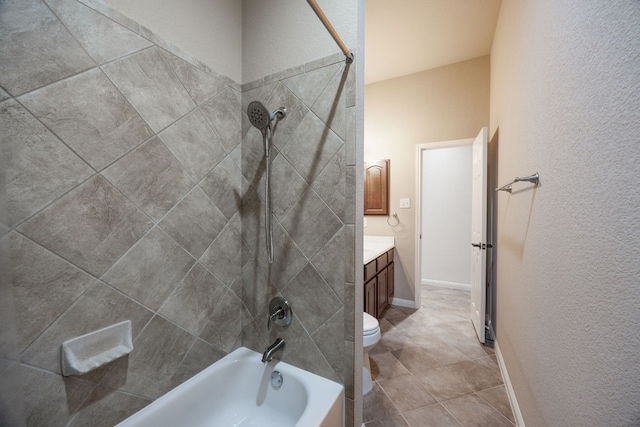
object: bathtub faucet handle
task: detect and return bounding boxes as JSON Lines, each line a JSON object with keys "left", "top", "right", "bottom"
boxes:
{"left": 266, "top": 297, "right": 292, "bottom": 331}
{"left": 268, "top": 307, "right": 284, "bottom": 331}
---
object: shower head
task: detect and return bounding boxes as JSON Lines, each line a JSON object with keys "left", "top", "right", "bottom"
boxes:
{"left": 247, "top": 101, "right": 288, "bottom": 134}
{"left": 247, "top": 101, "right": 271, "bottom": 134}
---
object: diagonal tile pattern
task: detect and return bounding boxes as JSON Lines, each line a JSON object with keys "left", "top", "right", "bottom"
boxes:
{"left": 160, "top": 49, "right": 227, "bottom": 106}
{"left": 364, "top": 286, "right": 515, "bottom": 426}
{"left": 264, "top": 82, "right": 308, "bottom": 150}
{"left": 281, "top": 63, "right": 340, "bottom": 108}
{"left": 0, "top": 0, "right": 94, "bottom": 96}
{"left": 5, "top": 0, "right": 357, "bottom": 424}
{"left": 280, "top": 188, "right": 343, "bottom": 259}
{"left": 158, "top": 263, "right": 227, "bottom": 336}
{"left": 157, "top": 109, "right": 227, "bottom": 182}
{"left": 101, "top": 227, "right": 195, "bottom": 310}
{"left": 20, "top": 281, "right": 154, "bottom": 374}
{"left": 18, "top": 68, "right": 153, "bottom": 171}
{"left": 200, "top": 88, "right": 243, "bottom": 153}
{"left": 44, "top": 0, "right": 152, "bottom": 64}
{"left": 10, "top": 232, "right": 94, "bottom": 351}
{"left": 280, "top": 111, "right": 344, "bottom": 185}
{"left": 5, "top": 1, "right": 248, "bottom": 423}
{"left": 18, "top": 175, "right": 153, "bottom": 277}
{"left": 1, "top": 100, "right": 94, "bottom": 227}
{"left": 158, "top": 186, "right": 227, "bottom": 259}
{"left": 199, "top": 155, "right": 246, "bottom": 220}
{"left": 102, "top": 137, "right": 194, "bottom": 222}
{"left": 102, "top": 47, "right": 196, "bottom": 133}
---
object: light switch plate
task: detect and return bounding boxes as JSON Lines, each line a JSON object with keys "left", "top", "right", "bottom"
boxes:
{"left": 399, "top": 198, "right": 411, "bottom": 208}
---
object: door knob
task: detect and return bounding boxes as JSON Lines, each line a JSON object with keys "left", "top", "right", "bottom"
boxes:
{"left": 471, "top": 243, "right": 482, "bottom": 248}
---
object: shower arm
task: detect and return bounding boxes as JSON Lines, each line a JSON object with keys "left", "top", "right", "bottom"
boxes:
{"left": 306, "top": 0, "right": 354, "bottom": 63}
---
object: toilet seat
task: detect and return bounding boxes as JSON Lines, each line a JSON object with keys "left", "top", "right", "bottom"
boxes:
{"left": 363, "top": 312, "right": 379, "bottom": 336}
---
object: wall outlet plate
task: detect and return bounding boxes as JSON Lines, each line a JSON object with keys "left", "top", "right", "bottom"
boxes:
{"left": 399, "top": 198, "right": 411, "bottom": 208}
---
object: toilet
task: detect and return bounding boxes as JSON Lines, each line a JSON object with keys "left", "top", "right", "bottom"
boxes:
{"left": 362, "top": 312, "right": 381, "bottom": 394}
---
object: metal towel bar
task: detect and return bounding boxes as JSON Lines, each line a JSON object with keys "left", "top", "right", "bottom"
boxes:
{"left": 496, "top": 172, "right": 539, "bottom": 193}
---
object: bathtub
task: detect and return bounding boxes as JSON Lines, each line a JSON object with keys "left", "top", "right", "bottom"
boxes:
{"left": 116, "top": 347, "right": 344, "bottom": 427}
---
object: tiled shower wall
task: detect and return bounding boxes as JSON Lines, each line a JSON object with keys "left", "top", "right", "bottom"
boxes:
{"left": 2, "top": 0, "right": 358, "bottom": 426}
{"left": 1, "top": 0, "right": 245, "bottom": 424}
{"left": 240, "top": 56, "right": 357, "bottom": 424}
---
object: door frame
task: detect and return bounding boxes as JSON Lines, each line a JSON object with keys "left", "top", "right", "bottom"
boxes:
{"left": 414, "top": 138, "right": 474, "bottom": 308}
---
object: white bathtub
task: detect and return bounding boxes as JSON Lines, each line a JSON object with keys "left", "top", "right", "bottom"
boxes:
{"left": 116, "top": 347, "right": 344, "bottom": 427}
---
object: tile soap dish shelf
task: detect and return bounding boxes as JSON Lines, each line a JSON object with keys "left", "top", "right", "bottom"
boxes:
{"left": 61, "top": 320, "right": 133, "bottom": 376}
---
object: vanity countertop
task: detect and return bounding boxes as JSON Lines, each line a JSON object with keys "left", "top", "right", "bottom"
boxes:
{"left": 363, "top": 235, "right": 395, "bottom": 264}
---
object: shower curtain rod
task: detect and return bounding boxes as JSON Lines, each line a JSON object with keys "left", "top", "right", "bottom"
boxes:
{"left": 307, "top": 0, "right": 354, "bottom": 63}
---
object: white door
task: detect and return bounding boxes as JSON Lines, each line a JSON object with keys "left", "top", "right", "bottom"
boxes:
{"left": 471, "top": 127, "right": 488, "bottom": 343}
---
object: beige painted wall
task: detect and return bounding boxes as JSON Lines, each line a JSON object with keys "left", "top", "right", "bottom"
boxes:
{"left": 491, "top": 1, "right": 640, "bottom": 425}
{"left": 364, "top": 56, "right": 490, "bottom": 302}
{"left": 103, "top": 0, "right": 242, "bottom": 83}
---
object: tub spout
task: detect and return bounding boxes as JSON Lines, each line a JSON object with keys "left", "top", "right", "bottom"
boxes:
{"left": 262, "top": 338, "right": 285, "bottom": 363}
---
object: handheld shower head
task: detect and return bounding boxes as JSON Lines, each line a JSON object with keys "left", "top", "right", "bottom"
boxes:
{"left": 248, "top": 102, "right": 288, "bottom": 131}
{"left": 247, "top": 101, "right": 271, "bottom": 135}
{"left": 246, "top": 101, "right": 287, "bottom": 266}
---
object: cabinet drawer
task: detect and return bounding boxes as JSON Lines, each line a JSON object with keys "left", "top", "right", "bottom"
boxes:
{"left": 376, "top": 252, "right": 388, "bottom": 270}
{"left": 365, "top": 260, "right": 377, "bottom": 282}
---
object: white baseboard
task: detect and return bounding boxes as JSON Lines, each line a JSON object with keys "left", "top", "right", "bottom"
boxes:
{"left": 390, "top": 297, "right": 418, "bottom": 309}
{"left": 495, "top": 340, "right": 525, "bottom": 427}
{"left": 421, "top": 279, "right": 471, "bottom": 291}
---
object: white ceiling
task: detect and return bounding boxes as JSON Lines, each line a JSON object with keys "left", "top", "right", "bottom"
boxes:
{"left": 365, "top": 0, "right": 502, "bottom": 84}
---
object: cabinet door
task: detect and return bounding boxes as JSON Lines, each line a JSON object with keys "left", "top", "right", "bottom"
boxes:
{"left": 364, "top": 277, "right": 377, "bottom": 318}
{"left": 387, "top": 262, "right": 395, "bottom": 303}
{"left": 365, "top": 260, "right": 377, "bottom": 282}
{"left": 377, "top": 267, "right": 388, "bottom": 317}
{"left": 364, "top": 160, "right": 389, "bottom": 215}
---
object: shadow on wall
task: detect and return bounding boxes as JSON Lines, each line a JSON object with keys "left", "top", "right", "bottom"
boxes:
{"left": 240, "top": 58, "right": 353, "bottom": 379}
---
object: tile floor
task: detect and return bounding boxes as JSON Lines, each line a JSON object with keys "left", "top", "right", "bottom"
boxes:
{"left": 363, "top": 285, "right": 515, "bottom": 427}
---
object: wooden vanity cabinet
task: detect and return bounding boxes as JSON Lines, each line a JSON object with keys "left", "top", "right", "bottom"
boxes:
{"left": 363, "top": 248, "right": 394, "bottom": 319}
{"left": 364, "top": 277, "right": 376, "bottom": 318}
{"left": 376, "top": 267, "right": 388, "bottom": 316}
{"left": 387, "top": 261, "right": 395, "bottom": 305}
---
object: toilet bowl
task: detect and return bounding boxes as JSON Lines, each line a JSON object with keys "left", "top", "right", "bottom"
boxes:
{"left": 362, "top": 312, "right": 381, "bottom": 395}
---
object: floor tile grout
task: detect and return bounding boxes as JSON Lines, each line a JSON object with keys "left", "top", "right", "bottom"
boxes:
{"left": 364, "top": 285, "right": 515, "bottom": 427}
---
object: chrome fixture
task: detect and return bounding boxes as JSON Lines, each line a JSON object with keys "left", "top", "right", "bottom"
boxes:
{"left": 247, "top": 101, "right": 286, "bottom": 157}
{"left": 247, "top": 101, "right": 287, "bottom": 264}
{"left": 262, "top": 338, "right": 285, "bottom": 363}
{"left": 267, "top": 297, "right": 292, "bottom": 331}
{"left": 386, "top": 213, "right": 399, "bottom": 227}
{"left": 270, "top": 371, "right": 283, "bottom": 389}
{"left": 496, "top": 172, "right": 540, "bottom": 193}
